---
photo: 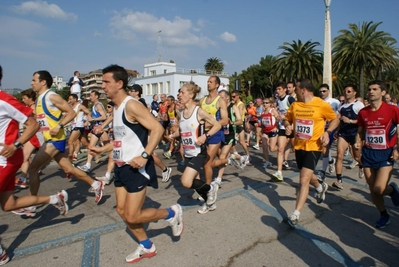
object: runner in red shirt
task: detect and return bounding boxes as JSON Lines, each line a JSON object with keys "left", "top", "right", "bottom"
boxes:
{"left": 355, "top": 80, "right": 399, "bottom": 229}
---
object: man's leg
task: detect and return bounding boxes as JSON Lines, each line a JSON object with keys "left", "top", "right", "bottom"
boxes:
{"left": 68, "top": 130, "right": 80, "bottom": 160}
{"left": 204, "top": 143, "right": 220, "bottom": 185}
{"left": 333, "top": 137, "right": 348, "bottom": 189}
{"left": 28, "top": 143, "right": 59, "bottom": 196}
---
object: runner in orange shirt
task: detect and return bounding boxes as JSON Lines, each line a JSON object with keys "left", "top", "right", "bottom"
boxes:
{"left": 284, "top": 78, "right": 339, "bottom": 227}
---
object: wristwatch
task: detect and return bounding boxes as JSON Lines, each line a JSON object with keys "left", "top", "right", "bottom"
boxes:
{"left": 13, "top": 141, "right": 23, "bottom": 149}
{"left": 58, "top": 123, "right": 64, "bottom": 128}
{"left": 141, "top": 151, "right": 150, "bottom": 159}
{"left": 205, "top": 133, "right": 211, "bottom": 139}
{"left": 326, "top": 130, "right": 332, "bottom": 135}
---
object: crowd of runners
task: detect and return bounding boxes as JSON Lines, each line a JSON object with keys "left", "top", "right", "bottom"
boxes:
{"left": 1, "top": 64, "right": 399, "bottom": 265}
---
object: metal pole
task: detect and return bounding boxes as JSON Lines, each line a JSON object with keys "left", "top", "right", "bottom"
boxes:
{"left": 323, "top": 0, "right": 333, "bottom": 98}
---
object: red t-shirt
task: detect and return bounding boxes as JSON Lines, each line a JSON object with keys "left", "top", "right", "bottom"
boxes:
{"left": 357, "top": 102, "right": 399, "bottom": 149}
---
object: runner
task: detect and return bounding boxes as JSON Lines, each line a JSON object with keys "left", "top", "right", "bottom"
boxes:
{"left": 259, "top": 97, "right": 279, "bottom": 169}
{"left": 284, "top": 78, "right": 339, "bottom": 227}
{"left": 355, "top": 80, "right": 399, "bottom": 228}
{"left": 93, "top": 64, "right": 183, "bottom": 263}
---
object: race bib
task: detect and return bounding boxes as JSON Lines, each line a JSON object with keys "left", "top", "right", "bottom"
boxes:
{"left": 181, "top": 132, "right": 195, "bottom": 150}
{"left": 113, "top": 140, "right": 124, "bottom": 166}
{"left": 262, "top": 118, "right": 271, "bottom": 127}
{"left": 365, "top": 129, "right": 387, "bottom": 149}
{"left": 170, "top": 118, "right": 176, "bottom": 126}
{"left": 295, "top": 119, "right": 314, "bottom": 140}
{"left": 36, "top": 113, "right": 50, "bottom": 132}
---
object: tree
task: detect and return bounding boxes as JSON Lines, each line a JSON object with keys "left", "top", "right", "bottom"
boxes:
{"left": 332, "top": 21, "right": 398, "bottom": 98}
{"left": 273, "top": 40, "right": 323, "bottom": 83}
{"left": 204, "top": 57, "right": 224, "bottom": 74}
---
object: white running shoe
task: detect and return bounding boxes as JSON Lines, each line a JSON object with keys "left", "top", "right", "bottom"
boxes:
{"left": 358, "top": 168, "right": 365, "bottom": 179}
{"left": 93, "top": 181, "right": 104, "bottom": 204}
{"left": 206, "top": 182, "right": 219, "bottom": 205}
{"left": 328, "top": 158, "right": 336, "bottom": 173}
{"left": 167, "top": 204, "right": 183, "bottom": 236}
{"left": 315, "top": 182, "right": 328, "bottom": 204}
{"left": 95, "top": 175, "right": 112, "bottom": 185}
{"left": 125, "top": 244, "right": 157, "bottom": 263}
{"left": 229, "top": 154, "right": 241, "bottom": 169}
{"left": 283, "top": 160, "right": 289, "bottom": 169}
{"left": 349, "top": 160, "right": 358, "bottom": 169}
{"left": 77, "top": 164, "right": 90, "bottom": 173}
{"left": 161, "top": 167, "right": 172, "bottom": 183}
{"left": 240, "top": 155, "right": 249, "bottom": 169}
{"left": 54, "top": 190, "right": 69, "bottom": 216}
{"left": 271, "top": 171, "right": 283, "bottom": 182}
{"left": 0, "top": 247, "right": 10, "bottom": 266}
{"left": 213, "top": 177, "right": 222, "bottom": 188}
{"left": 12, "top": 206, "right": 36, "bottom": 217}
{"left": 252, "top": 144, "right": 260, "bottom": 150}
{"left": 197, "top": 203, "right": 217, "bottom": 214}
{"left": 287, "top": 213, "right": 299, "bottom": 228}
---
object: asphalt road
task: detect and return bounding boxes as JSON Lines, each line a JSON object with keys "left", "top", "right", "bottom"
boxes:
{"left": 1, "top": 145, "right": 398, "bottom": 267}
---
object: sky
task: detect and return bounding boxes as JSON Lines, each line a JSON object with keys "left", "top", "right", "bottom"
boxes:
{"left": 0, "top": 0, "right": 398, "bottom": 89}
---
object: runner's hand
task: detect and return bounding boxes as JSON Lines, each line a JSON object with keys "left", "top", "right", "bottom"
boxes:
{"left": 0, "top": 143, "right": 17, "bottom": 158}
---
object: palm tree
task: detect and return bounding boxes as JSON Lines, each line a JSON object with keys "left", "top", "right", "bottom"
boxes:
{"left": 204, "top": 57, "right": 224, "bottom": 74}
{"left": 273, "top": 40, "right": 323, "bottom": 83}
{"left": 332, "top": 21, "right": 398, "bottom": 98}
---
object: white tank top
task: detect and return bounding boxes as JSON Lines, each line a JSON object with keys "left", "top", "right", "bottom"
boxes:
{"left": 180, "top": 106, "right": 203, "bottom": 158}
{"left": 73, "top": 103, "right": 85, "bottom": 128}
{"left": 276, "top": 95, "right": 292, "bottom": 129}
{"left": 112, "top": 96, "right": 149, "bottom": 167}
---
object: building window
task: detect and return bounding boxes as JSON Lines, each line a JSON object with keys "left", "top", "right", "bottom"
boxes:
{"left": 159, "top": 82, "right": 163, "bottom": 94}
{"left": 179, "top": 81, "right": 189, "bottom": 88}
{"left": 150, "top": 70, "right": 156, "bottom": 76}
{"left": 151, "top": 83, "right": 158, "bottom": 95}
{"left": 164, "top": 69, "right": 167, "bottom": 74}
{"left": 166, "top": 82, "right": 170, "bottom": 94}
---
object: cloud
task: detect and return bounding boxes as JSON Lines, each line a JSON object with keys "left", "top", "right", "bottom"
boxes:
{"left": 220, "top": 32, "right": 237, "bottom": 42}
{"left": 109, "top": 9, "right": 216, "bottom": 48}
{"left": 94, "top": 31, "right": 103, "bottom": 37}
{"left": 11, "top": 1, "right": 77, "bottom": 21}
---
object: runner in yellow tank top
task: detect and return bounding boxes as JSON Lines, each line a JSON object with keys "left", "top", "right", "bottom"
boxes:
{"left": 230, "top": 91, "right": 250, "bottom": 160}
{"left": 35, "top": 89, "right": 66, "bottom": 142}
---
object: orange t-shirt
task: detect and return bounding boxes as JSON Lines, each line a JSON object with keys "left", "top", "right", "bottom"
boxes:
{"left": 247, "top": 106, "right": 257, "bottom": 121}
{"left": 286, "top": 97, "right": 336, "bottom": 151}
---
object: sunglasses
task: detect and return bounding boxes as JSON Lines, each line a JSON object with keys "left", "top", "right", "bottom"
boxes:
{"left": 231, "top": 95, "right": 237, "bottom": 98}
{"left": 263, "top": 102, "right": 270, "bottom": 104}
{"left": 319, "top": 90, "right": 328, "bottom": 93}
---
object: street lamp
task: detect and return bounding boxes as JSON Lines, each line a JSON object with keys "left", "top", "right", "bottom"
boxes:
{"left": 248, "top": 81, "right": 252, "bottom": 97}
{"left": 323, "top": 0, "right": 333, "bottom": 98}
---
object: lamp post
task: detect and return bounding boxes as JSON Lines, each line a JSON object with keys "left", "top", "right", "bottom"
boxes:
{"left": 323, "top": 0, "right": 333, "bottom": 98}
{"left": 248, "top": 80, "right": 252, "bottom": 97}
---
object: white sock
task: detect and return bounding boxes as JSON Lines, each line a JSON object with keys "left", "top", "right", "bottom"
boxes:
{"left": 86, "top": 163, "right": 91, "bottom": 169}
{"left": 215, "top": 177, "right": 222, "bottom": 183}
{"left": 293, "top": 210, "right": 301, "bottom": 217}
{"left": 49, "top": 194, "right": 58, "bottom": 204}
{"left": 105, "top": 172, "right": 111, "bottom": 179}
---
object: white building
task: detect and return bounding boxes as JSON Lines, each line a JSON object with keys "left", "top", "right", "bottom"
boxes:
{"left": 135, "top": 62, "right": 229, "bottom": 104}
{"left": 52, "top": 76, "right": 67, "bottom": 91}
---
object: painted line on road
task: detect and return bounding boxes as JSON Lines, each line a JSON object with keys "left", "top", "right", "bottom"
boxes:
{"left": 241, "top": 190, "right": 361, "bottom": 267}
{"left": 81, "top": 235, "right": 100, "bottom": 267}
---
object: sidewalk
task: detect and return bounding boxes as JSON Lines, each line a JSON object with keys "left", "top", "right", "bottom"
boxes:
{"left": 1, "top": 147, "right": 398, "bottom": 266}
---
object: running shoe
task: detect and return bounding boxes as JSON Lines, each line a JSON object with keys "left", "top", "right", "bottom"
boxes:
{"left": 349, "top": 160, "right": 358, "bottom": 169}
{"left": 65, "top": 173, "right": 71, "bottom": 180}
{"left": 197, "top": 203, "right": 217, "bottom": 214}
{"left": 344, "top": 148, "right": 349, "bottom": 156}
{"left": 15, "top": 177, "right": 28, "bottom": 188}
{"left": 328, "top": 158, "right": 336, "bottom": 173}
{"left": 167, "top": 204, "right": 183, "bottom": 236}
{"left": 0, "top": 248, "right": 10, "bottom": 266}
{"left": 125, "top": 244, "right": 157, "bottom": 264}
{"left": 315, "top": 182, "right": 328, "bottom": 204}
{"left": 12, "top": 206, "right": 36, "bottom": 217}
{"left": 54, "top": 190, "right": 69, "bottom": 216}
{"left": 161, "top": 167, "right": 172, "bottom": 183}
{"left": 252, "top": 144, "right": 260, "bottom": 150}
{"left": 283, "top": 160, "right": 289, "bottom": 169}
{"left": 389, "top": 182, "right": 399, "bottom": 206}
{"left": 206, "top": 182, "right": 219, "bottom": 205}
{"left": 358, "top": 168, "right": 365, "bottom": 179}
{"left": 179, "top": 160, "right": 185, "bottom": 166}
{"left": 96, "top": 175, "right": 112, "bottom": 185}
{"left": 93, "top": 181, "right": 105, "bottom": 204}
{"left": 240, "top": 155, "right": 249, "bottom": 169}
{"left": 271, "top": 171, "right": 283, "bottom": 182}
{"left": 77, "top": 164, "right": 91, "bottom": 173}
{"left": 287, "top": 213, "right": 299, "bottom": 228}
{"left": 162, "top": 151, "right": 172, "bottom": 159}
{"left": 229, "top": 154, "right": 240, "bottom": 169}
{"left": 332, "top": 180, "right": 344, "bottom": 190}
{"left": 375, "top": 214, "right": 390, "bottom": 229}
